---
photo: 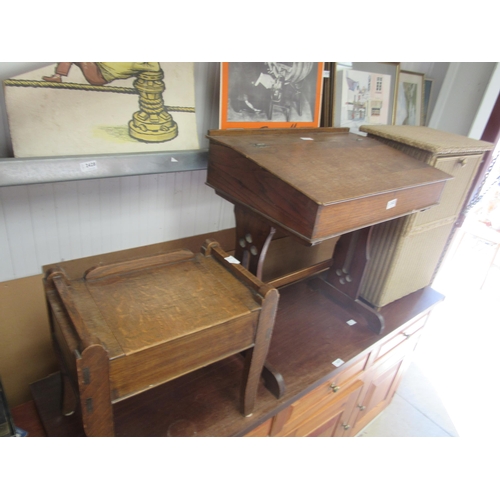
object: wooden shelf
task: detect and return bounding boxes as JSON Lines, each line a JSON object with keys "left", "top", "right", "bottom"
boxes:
{"left": 29, "top": 278, "right": 443, "bottom": 437}
{"left": 0, "top": 149, "right": 208, "bottom": 187}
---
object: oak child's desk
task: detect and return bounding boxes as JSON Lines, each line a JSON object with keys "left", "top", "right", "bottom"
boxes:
{"left": 206, "top": 127, "right": 451, "bottom": 333}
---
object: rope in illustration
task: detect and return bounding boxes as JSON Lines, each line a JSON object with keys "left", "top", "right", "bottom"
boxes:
{"left": 3, "top": 79, "right": 195, "bottom": 113}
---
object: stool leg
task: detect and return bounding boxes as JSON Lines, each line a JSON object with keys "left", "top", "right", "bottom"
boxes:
{"left": 50, "top": 333, "right": 78, "bottom": 417}
{"left": 240, "top": 288, "right": 279, "bottom": 416}
{"left": 61, "top": 371, "right": 77, "bottom": 416}
{"left": 77, "top": 344, "right": 114, "bottom": 436}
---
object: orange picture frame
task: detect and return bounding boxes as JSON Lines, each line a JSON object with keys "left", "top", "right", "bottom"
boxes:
{"left": 220, "top": 62, "right": 324, "bottom": 129}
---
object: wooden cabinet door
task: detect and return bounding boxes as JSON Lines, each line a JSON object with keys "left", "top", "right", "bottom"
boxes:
{"left": 353, "top": 359, "right": 403, "bottom": 433}
{"left": 350, "top": 315, "right": 423, "bottom": 435}
{"left": 351, "top": 350, "right": 413, "bottom": 435}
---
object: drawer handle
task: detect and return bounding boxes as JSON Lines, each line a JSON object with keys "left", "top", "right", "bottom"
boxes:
{"left": 357, "top": 405, "right": 366, "bottom": 411}
{"left": 342, "top": 423, "right": 350, "bottom": 430}
{"left": 330, "top": 384, "right": 340, "bottom": 393}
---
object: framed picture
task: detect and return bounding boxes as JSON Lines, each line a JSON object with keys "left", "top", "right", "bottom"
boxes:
{"left": 4, "top": 62, "right": 199, "bottom": 157}
{"left": 395, "top": 70, "right": 425, "bottom": 126}
{"left": 330, "top": 62, "right": 400, "bottom": 134}
{"left": 219, "top": 62, "right": 324, "bottom": 129}
{"left": 423, "top": 78, "right": 434, "bottom": 126}
{"left": 320, "top": 62, "right": 335, "bottom": 127}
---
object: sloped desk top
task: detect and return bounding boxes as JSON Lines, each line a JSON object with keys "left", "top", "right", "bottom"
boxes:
{"left": 207, "top": 128, "right": 452, "bottom": 244}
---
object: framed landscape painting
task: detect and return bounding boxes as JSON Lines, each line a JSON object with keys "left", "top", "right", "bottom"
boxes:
{"left": 220, "top": 62, "right": 324, "bottom": 129}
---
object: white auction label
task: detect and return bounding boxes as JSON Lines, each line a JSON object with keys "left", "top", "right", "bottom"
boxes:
{"left": 300, "top": 137, "right": 314, "bottom": 140}
{"left": 346, "top": 319, "right": 357, "bottom": 326}
{"left": 386, "top": 199, "right": 397, "bottom": 209}
{"left": 80, "top": 160, "right": 98, "bottom": 172}
{"left": 332, "top": 358, "right": 345, "bottom": 367}
{"left": 225, "top": 256, "right": 240, "bottom": 264}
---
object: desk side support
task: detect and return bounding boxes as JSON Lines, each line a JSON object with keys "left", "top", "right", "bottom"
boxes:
{"left": 231, "top": 204, "right": 385, "bottom": 334}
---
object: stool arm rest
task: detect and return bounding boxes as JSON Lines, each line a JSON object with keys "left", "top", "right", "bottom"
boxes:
{"left": 202, "top": 239, "right": 276, "bottom": 300}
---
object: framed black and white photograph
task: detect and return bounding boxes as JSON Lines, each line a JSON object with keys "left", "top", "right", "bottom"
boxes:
{"left": 220, "top": 62, "right": 324, "bottom": 129}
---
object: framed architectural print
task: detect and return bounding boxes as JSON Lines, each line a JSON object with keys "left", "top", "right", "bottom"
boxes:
{"left": 220, "top": 62, "right": 324, "bottom": 129}
{"left": 395, "top": 70, "right": 425, "bottom": 126}
{"left": 332, "top": 62, "right": 399, "bottom": 134}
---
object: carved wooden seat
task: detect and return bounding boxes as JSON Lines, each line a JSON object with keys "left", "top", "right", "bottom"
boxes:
{"left": 43, "top": 240, "right": 279, "bottom": 436}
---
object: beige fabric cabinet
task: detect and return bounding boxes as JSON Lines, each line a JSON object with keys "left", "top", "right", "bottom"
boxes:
{"left": 359, "top": 125, "right": 493, "bottom": 308}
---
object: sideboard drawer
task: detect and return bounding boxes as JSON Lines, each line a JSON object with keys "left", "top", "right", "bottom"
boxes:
{"left": 270, "top": 356, "right": 367, "bottom": 438}
{"left": 279, "top": 380, "right": 363, "bottom": 437}
{"left": 375, "top": 314, "right": 428, "bottom": 364}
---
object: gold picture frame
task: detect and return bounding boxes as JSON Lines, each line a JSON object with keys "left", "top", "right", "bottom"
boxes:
{"left": 423, "top": 77, "right": 434, "bottom": 126}
{"left": 395, "top": 70, "right": 425, "bottom": 126}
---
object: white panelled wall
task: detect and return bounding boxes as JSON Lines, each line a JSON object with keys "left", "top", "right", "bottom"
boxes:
{"left": 0, "top": 170, "right": 235, "bottom": 282}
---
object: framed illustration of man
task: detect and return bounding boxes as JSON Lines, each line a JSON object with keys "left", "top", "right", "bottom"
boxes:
{"left": 219, "top": 62, "right": 324, "bottom": 129}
